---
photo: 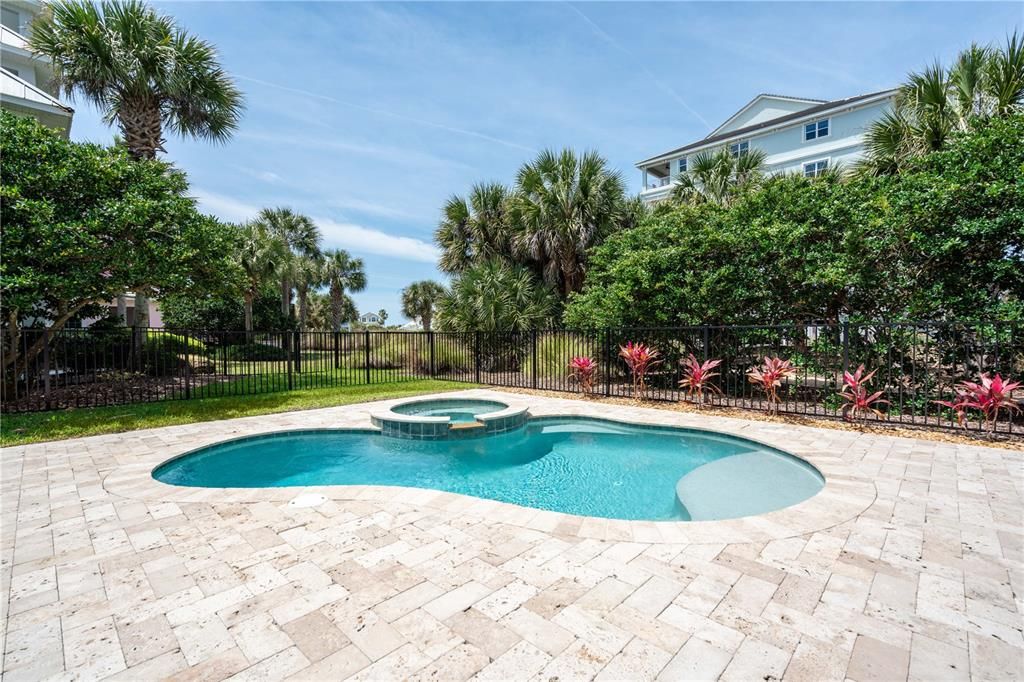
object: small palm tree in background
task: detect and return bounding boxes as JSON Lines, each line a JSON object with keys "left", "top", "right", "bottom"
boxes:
{"left": 30, "top": 0, "right": 244, "bottom": 160}
{"left": 511, "top": 148, "right": 627, "bottom": 296}
{"left": 322, "top": 249, "right": 366, "bottom": 332}
{"left": 435, "top": 182, "right": 515, "bottom": 274}
{"left": 30, "top": 0, "right": 245, "bottom": 330}
{"left": 255, "top": 207, "right": 322, "bottom": 319}
{"left": 861, "top": 33, "right": 1023, "bottom": 174}
{"left": 235, "top": 222, "right": 284, "bottom": 337}
{"left": 671, "top": 147, "right": 766, "bottom": 206}
{"left": 401, "top": 280, "right": 447, "bottom": 331}
{"left": 306, "top": 292, "right": 355, "bottom": 331}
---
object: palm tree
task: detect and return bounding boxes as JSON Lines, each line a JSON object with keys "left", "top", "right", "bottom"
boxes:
{"left": 30, "top": 0, "right": 244, "bottom": 332}
{"left": 510, "top": 149, "right": 627, "bottom": 296}
{"left": 861, "top": 33, "right": 1023, "bottom": 174}
{"left": 437, "top": 260, "right": 556, "bottom": 332}
{"left": 671, "top": 147, "right": 767, "bottom": 206}
{"left": 321, "top": 249, "right": 366, "bottom": 331}
{"left": 435, "top": 182, "right": 515, "bottom": 274}
{"left": 235, "top": 222, "right": 284, "bottom": 337}
{"left": 293, "top": 253, "right": 324, "bottom": 332}
{"left": 254, "top": 208, "right": 322, "bottom": 319}
{"left": 401, "top": 280, "right": 447, "bottom": 331}
{"left": 377, "top": 309, "right": 388, "bottom": 326}
{"left": 30, "top": 0, "right": 244, "bottom": 160}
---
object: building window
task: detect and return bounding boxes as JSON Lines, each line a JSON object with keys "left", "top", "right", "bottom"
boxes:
{"left": 1, "top": 8, "right": 19, "bottom": 32}
{"left": 804, "top": 119, "right": 829, "bottom": 141}
{"left": 804, "top": 159, "right": 829, "bottom": 177}
{"left": 677, "top": 157, "right": 687, "bottom": 173}
{"left": 729, "top": 141, "right": 749, "bottom": 158}
{"left": 2, "top": 66, "right": 19, "bottom": 78}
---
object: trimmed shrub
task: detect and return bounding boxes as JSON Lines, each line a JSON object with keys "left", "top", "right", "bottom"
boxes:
{"left": 224, "top": 342, "right": 289, "bottom": 361}
{"left": 406, "top": 340, "right": 473, "bottom": 374}
{"left": 146, "top": 331, "right": 207, "bottom": 354}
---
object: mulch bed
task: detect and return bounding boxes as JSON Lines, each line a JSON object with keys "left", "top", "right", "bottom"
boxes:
{"left": 499, "top": 386, "right": 1024, "bottom": 450}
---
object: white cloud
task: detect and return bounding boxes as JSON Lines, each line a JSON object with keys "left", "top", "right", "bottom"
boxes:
{"left": 192, "top": 188, "right": 259, "bottom": 222}
{"left": 316, "top": 217, "right": 440, "bottom": 263}
{"left": 192, "top": 189, "right": 439, "bottom": 264}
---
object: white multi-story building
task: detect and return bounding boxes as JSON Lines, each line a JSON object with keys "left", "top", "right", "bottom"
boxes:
{"left": 637, "top": 89, "right": 896, "bottom": 203}
{"left": 1, "top": 0, "right": 73, "bottom": 132}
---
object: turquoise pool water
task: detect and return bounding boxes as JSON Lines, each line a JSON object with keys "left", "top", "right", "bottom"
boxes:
{"left": 153, "top": 418, "right": 823, "bottom": 521}
{"left": 391, "top": 399, "right": 507, "bottom": 424}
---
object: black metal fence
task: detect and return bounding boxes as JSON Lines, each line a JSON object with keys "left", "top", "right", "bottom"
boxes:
{"left": 3, "top": 321, "right": 1022, "bottom": 435}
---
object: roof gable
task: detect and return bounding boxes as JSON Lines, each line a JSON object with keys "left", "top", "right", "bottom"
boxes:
{"left": 709, "top": 94, "right": 824, "bottom": 137}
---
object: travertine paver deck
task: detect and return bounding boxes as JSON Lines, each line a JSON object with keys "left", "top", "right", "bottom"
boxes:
{"left": 1, "top": 389, "right": 1021, "bottom": 681}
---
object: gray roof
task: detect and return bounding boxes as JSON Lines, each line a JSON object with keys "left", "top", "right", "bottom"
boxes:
{"left": 637, "top": 89, "right": 897, "bottom": 167}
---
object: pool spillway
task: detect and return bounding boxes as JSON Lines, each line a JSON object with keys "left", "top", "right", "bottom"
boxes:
{"left": 371, "top": 398, "right": 527, "bottom": 439}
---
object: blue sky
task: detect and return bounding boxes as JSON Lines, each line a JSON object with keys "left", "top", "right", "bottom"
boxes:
{"left": 67, "top": 1, "right": 1021, "bottom": 321}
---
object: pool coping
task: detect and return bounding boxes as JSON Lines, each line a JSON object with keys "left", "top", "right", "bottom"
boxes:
{"left": 101, "top": 389, "right": 878, "bottom": 545}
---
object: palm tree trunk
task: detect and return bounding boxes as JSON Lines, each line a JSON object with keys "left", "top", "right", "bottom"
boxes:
{"left": 116, "top": 296, "right": 127, "bottom": 325}
{"left": 244, "top": 291, "right": 254, "bottom": 342}
{"left": 298, "top": 287, "right": 309, "bottom": 332}
{"left": 331, "top": 286, "right": 342, "bottom": 332}
{"left": 118, "top": 102, "right": 164, "bottom": 160}
{"left": 422, "top": 313, "right": 432, "bottom": 332}
{"left": 280, "top": 278, "right": 291, "bottom": 318}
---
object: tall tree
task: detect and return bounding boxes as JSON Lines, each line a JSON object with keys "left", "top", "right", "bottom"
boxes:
{"left": 435, "top": 182, "right": 514, "bottom": 274}
{"left": 321, "top": 249, "right": 366, "bottom": 331}
{"left": 670, "top": 147, "right": 767, "bottom": 206}
{"left": 377, "top": 309, "right": 388, "bottom": 326}
{"left": 254, "top": 207, "right": 321, "bottom": 319}
{"left": 401, "top": 280, "right": 447, "bottom": 331}
{"left": 861, "top": 33, "right": 1023, "bottom": 174}
{"left": 234, "top": 222, "right": 284, "bottom": 336}
{"left": 1, "top": 112, "right": 237, "bottom": 375}
{"left": 30, "top": 0, "right": 244, "bottom": 329}
{"left": 511, "top": 149, "right": 627, "bottom": 296}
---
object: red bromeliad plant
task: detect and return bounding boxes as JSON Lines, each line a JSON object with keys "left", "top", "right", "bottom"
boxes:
{"left": 934, "top": 373, "right": 1021, "bottom": 433}
{"left": 678, "top": 353, "right": 721, "bottom": 407}
{"left": 619, "top": 342, "right": 662, "bottom": 400}
{"left": 746, "top": 356, "right": 797, "bottom": 414}
{"left": 839, "top": 364, "right": 889, "bottom": 423}
{"left": 568, "top": 356, "right": 598, "bottom": 397}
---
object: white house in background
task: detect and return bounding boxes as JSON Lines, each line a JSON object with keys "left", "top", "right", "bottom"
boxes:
{"left": 1, "top": 0, "right": 74, "bottom": 133}
{"left": 637, "top": 89, "right": 897, "bottom": 203}
{"left": 359, "top": 312, "right": 383, "bottom": 326}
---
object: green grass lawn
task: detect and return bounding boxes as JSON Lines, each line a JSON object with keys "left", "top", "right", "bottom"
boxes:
{"left": 1, "top": 379, "right": 472, "bottom": 447}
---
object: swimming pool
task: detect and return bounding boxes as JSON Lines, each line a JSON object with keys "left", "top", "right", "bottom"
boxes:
{"left": 153, "top": 417, "right": 824, "bottom": 521}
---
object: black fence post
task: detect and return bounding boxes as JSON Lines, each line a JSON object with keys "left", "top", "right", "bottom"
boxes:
{"left": 333, "top": 331, "right": 340, "bottom": 369}
{"left": 293, "top": 330, "right": 302, "bottom": 373}
{"left": 42, "top": 328, "right": 51, "bottom": 410}
{"left": 286, "top": 331, "right": 293, "bottom": 390}
{"left": 429, "top": 331, "right": 436, "bottom": 377}
{"left": 183, "top": 330, "right": 192, "bottom": 400}
{"left": 841, "top": 319, "right": 850, "bottom": 377}
{"left": 531, "top": 329, "right": 538, "bottom": 389}
{"left": 364, "top": 330, "right": 371, "bottom": 384}
{"left": 475, "top": 331, "right": 481, "bottom": 384}
{"left": 603, "top": 328, "right": 611, "bottom": 397}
